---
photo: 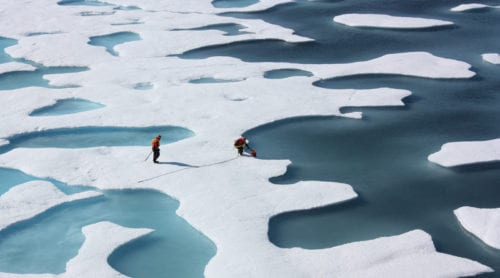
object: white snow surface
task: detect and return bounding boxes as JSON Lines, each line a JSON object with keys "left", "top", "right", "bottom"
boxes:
{"left": 0, "top": 180, "right": 102, "bottom": 231}
{"left": 0, "top": 0, "right": 492, "bottom": 277}
{"left": 333, "top": 13, "right": 453, "bottom": 29}
{"left": 451, "top": 3, "right": 500, "bottom": 12}
{"left": 0, "top": 62, "right": 36, "bottom": 75}
{"left": 482, "top": 53, "right": 500, "bottom": 65}
{"left": 455, "top": 207, "right": 500, "bottom": 250}
{"left": 428, "top": 138, "right": 500, "bottom": 167}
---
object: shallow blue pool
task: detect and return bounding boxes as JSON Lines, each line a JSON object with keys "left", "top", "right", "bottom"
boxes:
{"left": 0, "top": 186, "right": 215, "bottom": 277}
{"left": 30, "top": 98, "right": 105, "bottom": 116}
{"left": 0, "top": 126, "right": 194, "bottom": 155}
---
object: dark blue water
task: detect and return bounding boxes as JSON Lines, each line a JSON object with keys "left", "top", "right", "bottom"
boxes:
{"left": 181, "top": 0, "right": 500, "bottom": 276}
{"left": 239, "top": 3, "right": 500, "bottom": 269}
{"left": 264, "top": 68, "right": 313, "bottom": 79}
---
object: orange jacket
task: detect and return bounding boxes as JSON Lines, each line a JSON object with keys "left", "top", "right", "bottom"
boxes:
{"left": 151, "top": 137, "right": 160, "bottom": 149}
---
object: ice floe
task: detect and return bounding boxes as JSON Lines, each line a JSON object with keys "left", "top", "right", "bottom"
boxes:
{"left": 482, "top": 53, "right": 500, "bottom": 65}
{"left": 333, "top": 14, "right": 453, "bottom": 29}
{"left": 451, "top": 3, "right": 500, "bottom": 12}
{"left": 455, "top": 207, "right": 500, "bottom": 250}
{"left": 428, "top": 138, "right": 500, "bottom": 167}
{"left": 0, "top": 180, "right": 102, "bottom": 231}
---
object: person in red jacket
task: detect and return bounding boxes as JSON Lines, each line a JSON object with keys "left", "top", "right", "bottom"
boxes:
{"left": 151, "top": 135, "right": 161, "bottom": 163}
{"left": 234, "top": 136, "right": 256, "bottom": 157}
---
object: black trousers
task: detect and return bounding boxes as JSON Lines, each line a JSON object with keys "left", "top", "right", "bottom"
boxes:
{"left": 153, "top": 148, "right": 160, "bottom": 162}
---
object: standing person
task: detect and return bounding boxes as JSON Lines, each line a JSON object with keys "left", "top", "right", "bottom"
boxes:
{"left": 151, "top": 135, "right": 161, "bottom": 163}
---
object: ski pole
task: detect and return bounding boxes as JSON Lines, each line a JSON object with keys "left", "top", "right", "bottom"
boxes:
{"left": 144, "top": 150, "right": 153, "bottom": 161}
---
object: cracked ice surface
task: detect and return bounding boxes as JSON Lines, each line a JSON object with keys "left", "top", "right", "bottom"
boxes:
{"left": 0, "top": 0, "right": 493, "bottom": 277}
{"left": 333, "top": 14, "right": 453, "bottom": 29}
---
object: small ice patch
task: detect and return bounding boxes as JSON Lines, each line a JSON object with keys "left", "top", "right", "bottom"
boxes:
{"left": 455, "top": 206, "right": 500, "bottom": 249}
{"left": 451, "top": 4, "right": 493, "bottom": 12}
{"left": 482, "top": 53, "right": 500, "bottom": 65}
{"left": 428, "top": 138, "right": 500, "bottom": 167}
{"left": 334, "top": 13, "right": 454, "bottom": 29}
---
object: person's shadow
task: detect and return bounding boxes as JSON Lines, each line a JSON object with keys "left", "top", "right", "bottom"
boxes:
{"left": 157, "top": 161, "right": 199, "bottom": 168}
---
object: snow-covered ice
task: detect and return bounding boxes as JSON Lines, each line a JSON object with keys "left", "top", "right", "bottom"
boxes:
{"left": 0, "top": 180, "right": 102, "bottom": 231}
{"left": 455, "top": 207, "right": 500, "bottom": 250}
{"left": 428, "top": 138, "right": 500, "bottom": 167}
{"left": 0, "top": 0, "right": 494, "bottom": 276}
{"left": 451, "top": 3, "right": 500, "bottom": 12}
{"left": 333, "top": 14, "right": 453, "bottom": 29}
{"left": 0, "top": 62, "right": 36, "bottom": 75}
{"left": 482, "top": 53, "right": 500, "bottom": 65}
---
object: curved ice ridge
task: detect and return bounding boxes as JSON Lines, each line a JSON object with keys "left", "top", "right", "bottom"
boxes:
{"left": 455, "top": 206, "right": 500, "bottom": 250}
{"left": 333, "top": 13, "right": 453, "bottom": 29}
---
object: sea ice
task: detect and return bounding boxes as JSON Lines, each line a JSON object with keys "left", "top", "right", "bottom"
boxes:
{"left": 455, "top": 207, "right": 500, "bottom": 250}
{"left": 428, "top": 138, "right": 500, "bottom": 167}
{"left": 0, "top": 0, "right": 493, "bottom": 276}
{"left": 333, "top": 14, "right": 453, "bottom": 29}
{"left": 451, "top": 3, "right": 499, "bottom": 12}
{"left": 482, "top": 53, "right": 500, "bottom": 65}
{"left": 0, "top": 62, "right": 36, "bottom": 75}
